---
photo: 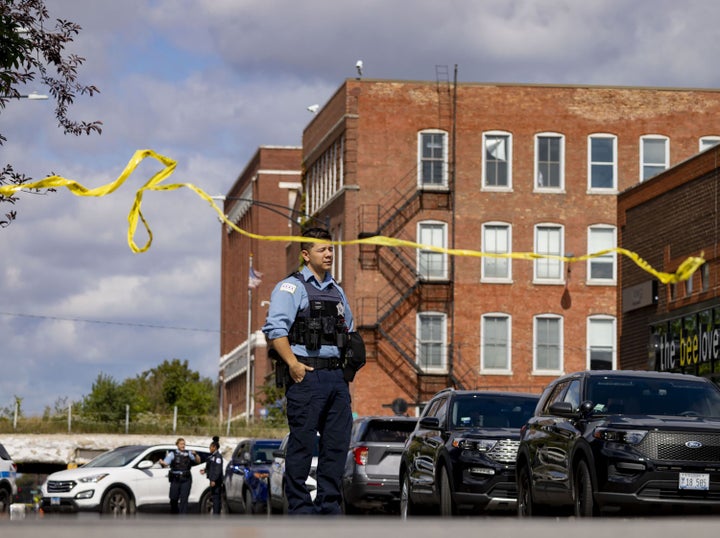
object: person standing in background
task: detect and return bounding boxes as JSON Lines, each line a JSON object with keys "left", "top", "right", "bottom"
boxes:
{"left": 160, "top": 437, "right": 199, "bottom": 514}
{"left": 200, "top": 435, "right": 224, "bottom": 515}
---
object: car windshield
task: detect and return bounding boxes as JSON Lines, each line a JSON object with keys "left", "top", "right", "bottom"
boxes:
{"left": 84, "top": 446, "right": 148, "bottom": 468}
{"left": 252, "top": 441, "right": 281, "bottom": 464}
{"left": 451, "top": 394, "right": 538, "bottom": 429}
{"left": 361, "top": 420, "right": 416, "bottom": 443}
{"left": 587, "top": 376, "right": 720, "bottom": 417}
{"left": 0, "top": 443, "right": 11, "bottom": 460}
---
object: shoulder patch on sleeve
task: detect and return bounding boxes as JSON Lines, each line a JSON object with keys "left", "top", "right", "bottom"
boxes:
{"left": 280, "top": 282, "right": 297, "bottom": 294}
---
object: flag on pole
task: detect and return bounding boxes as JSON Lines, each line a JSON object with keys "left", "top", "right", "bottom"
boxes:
{"left": 248, "top": 266, "right": 263, "bottom": 289}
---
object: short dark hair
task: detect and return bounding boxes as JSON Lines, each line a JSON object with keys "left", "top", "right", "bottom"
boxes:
{"left": 301, "top": 227, "right": 332, "bottom": 251}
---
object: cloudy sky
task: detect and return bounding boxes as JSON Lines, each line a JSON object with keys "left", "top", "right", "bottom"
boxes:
{"left": 1, "top": 0, "right": 719, "bottom": 416}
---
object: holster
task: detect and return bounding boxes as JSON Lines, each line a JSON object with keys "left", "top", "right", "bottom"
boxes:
{"left": 269, "top": 347, "right": 290, "bottom": 388}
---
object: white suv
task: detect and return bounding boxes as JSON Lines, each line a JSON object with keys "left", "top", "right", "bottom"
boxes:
{"left": 40, "top": 444, "right": 212, "bottom": 515}
{"left": 0, "top": 443, "right": 18, "bottom": 513}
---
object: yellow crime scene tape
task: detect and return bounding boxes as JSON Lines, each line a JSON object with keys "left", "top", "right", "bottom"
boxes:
{"left": 0, "top": 149, "right": 704, "bottom": 285}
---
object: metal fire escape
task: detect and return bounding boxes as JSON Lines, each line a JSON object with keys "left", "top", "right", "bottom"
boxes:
{"left": 355, "top": 65, "right": 471, "bottom": 406}
{"left": 357, "top": 173, "right": 457, "bottom": 403}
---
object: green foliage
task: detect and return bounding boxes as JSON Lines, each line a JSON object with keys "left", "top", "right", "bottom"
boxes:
{"left": 257, "top": 382, "right": 287, "bottom": 427}
{"left": 0, "top": 0, "right": 101, "bottom": 228}
{"left": 80, "top": 359, "right": 217, "bottom": 425}
{"left": 0, "top": 395, "right": 22, "bottom": 418}
{"left": 81, "top": 373, "right": 131, "bottom": 423}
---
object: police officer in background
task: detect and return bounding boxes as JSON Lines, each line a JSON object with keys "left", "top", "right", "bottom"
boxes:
{"left": 200, "top": 435, "right": 224, "bottom": 514}
{"left": 262, "top": 227, "right": 354, "bottom": 515}
{"left": 160, "top": 437, "right": 200, "bottom": 514}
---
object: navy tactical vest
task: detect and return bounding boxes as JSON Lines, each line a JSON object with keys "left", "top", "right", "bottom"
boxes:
{"left": 171, "top": 450, "right": 192, "bottom": 473}
{"left": 288, "top": 273, "right": 348, "bottom": 351}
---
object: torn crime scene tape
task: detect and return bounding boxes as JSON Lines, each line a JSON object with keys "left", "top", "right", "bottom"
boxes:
{"left": 0, "top": 149, "right": 704, "bottom": 285}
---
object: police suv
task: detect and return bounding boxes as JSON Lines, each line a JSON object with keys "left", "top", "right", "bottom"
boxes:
{"left": 0, "top": 442, "right": 18, "bottom": 513}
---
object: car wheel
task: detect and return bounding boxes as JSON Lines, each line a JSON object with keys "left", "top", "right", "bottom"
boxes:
{"left": 0, "top": 488, "right": 10, "bottom": 513}
{"left": 243, "top": 487, "right": 254, "bottom": 516}
{"left": 517, "top": 464, "right": 537, "bottom": 517}
{"left": 101, "top": 487, "right": 135, "bottom": 516}
{"left": 399, "top": 472, "right": 415, "bottom": 519}
{"left": 439, "top": 466, "right": 456, "bottom": 517}
{"left": 574, "top": 460, "right": 598, "bottom": 517}
{"left": 199, "top": 488, "right": 222, "bottom": 515}
{"left": 342, "top": 493, "right": 359, "bottom": 515}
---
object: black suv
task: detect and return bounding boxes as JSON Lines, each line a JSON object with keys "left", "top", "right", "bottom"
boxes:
{"left": 342, "top": 415, "right": 418, "bottom": 514}
{"left": 516, "top": 370, "right": 720, "bottom": 517}
{"left": 399, "top": 388, "right": 539, "bottom": 517}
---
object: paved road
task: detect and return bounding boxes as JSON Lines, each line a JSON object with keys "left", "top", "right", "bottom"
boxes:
{"left": 2, "top": 514, "right": 720, "bottom": 538}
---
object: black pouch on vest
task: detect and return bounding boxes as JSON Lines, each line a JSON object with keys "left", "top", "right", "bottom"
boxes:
{"left": 342, "top": 332, "right": 366, "bottom": 382}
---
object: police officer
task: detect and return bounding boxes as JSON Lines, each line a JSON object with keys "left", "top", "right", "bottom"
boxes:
{"left": 161, "top": 437, "right": 200, "bottom": 514}
{"left": 262, "top": 227, "right": 354, "bottom": 515}
{"left": 200, "top": 436, "right": 224, "bottom": 514}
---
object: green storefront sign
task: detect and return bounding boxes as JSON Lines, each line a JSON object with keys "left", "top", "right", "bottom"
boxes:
{"left": 651, "top": 306, "right": 720, "bottom": 376}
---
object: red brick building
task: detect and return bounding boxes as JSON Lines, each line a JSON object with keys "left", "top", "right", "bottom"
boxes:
{"left": 220, "top": 79, "right": 720, "bottom": 420}
{"left": 618, "top": 144, "right": 720, "bottom": 377}
{"left": 217, "top": 145, "right": 302, "bottom": 421}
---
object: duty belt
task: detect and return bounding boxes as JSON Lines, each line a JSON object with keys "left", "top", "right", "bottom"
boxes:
{"left": 297, "top": 356, "right": 343, "bottom": 370}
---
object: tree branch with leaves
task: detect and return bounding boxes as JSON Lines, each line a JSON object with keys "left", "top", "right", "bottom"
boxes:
{"left": 0, "top": 0, "right": 101, "bottom": 227}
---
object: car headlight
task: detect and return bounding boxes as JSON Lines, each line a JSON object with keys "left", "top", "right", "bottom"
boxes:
{"left": 77, "top": 473, "right": 109, "bottom": 483}
{"left": 593, "top": 428, "right": 647, "bottom": 445}
{"left": 452, "top": 438, "right": 498, "bottom": 452}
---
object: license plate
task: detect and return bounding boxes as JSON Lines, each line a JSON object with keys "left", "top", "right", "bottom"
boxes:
{"left": 51, "top": 497, "right": 60, "bottom": 505}
{"left": 679, "top": 472, "right": 709, "bottom": 490}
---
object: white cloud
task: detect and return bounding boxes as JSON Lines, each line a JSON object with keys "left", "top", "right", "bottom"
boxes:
{"left": 4, "top": 0, "right": 720, "bottom": 414}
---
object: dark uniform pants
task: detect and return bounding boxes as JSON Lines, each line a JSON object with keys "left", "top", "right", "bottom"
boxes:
{"left": 210, "top": 482, "right": 223, "bottom": 514}
{"left": 285, "top": 367, "right": 352, "bottom": 515}
{"left": 169, "top": 476, "right": 192, "bottom": 514}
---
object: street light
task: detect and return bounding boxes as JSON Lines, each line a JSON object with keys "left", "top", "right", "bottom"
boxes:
{"left": 1, "top": 91, "right": 49, "bottom": 100}
{"left": 211, "top": 195, "right": 329, "bottom": 228}
{"left": 25, "top": 91, "right": 48, "bottom": 100}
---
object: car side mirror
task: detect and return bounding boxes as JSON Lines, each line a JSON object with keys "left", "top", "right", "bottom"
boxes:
{"left": 548, "top": 401, "right": 577, "bottom": 417}
{"left": 137, "top": 460, "right": 155, "bottom": 470}
{"left": 272, "top": 449, "right": 285, "bottom": 459}
{"left": 419, "top": 416, "right": 441, "bottom": 430}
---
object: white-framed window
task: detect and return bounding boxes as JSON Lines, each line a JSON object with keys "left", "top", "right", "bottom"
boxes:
{"left": 482, "top": 222, "right": 512, "bottom": 281}
{"left": 701, "top": 263, "right": 710, "bottom": 292}
{"left": 306, "top": 135, "right": 344, "bottom": 215}
{"left": 640, "top": 135, "right": 669, "bottom": 181}
{"left": 534, "top": 314, "right": 563, "bottom": 374}
{"left": 587, "top": 316, "right": 616, "bottom": 370}
{"left": 587, "top": 225, "right": 616, "bottom": 283}
{"left": 535, "top": 133, "right": 564, "bottom": 190}
{"left": 417, "top": 312, "right": 447, "bottom": 372}
{"left": 483, "top": 131, "right": 512, "bottom": 189}
{"left": 534, "top": 224, "right": 564, "bottom": 282}
{"left": 417, "top": 221, "right": 448, "bottom": 280}
{"left": 700, "top": 136, "right": 720, "bottom": 153}
{"left": 481, "top": 314, "right": 511, "bottom": 373}
{"left": 588, "top": 134, "right": 617, "bottom": 191}
{"left": 418, "top": 130, "right": 448, "bottom": 188}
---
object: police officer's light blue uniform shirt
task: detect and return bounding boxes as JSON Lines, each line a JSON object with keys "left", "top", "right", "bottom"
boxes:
{"left": 163, "top": 450, "right": 199, "bottom": 466}
{"left": 262, "top": 265, "right": 354, "bottom": 357}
